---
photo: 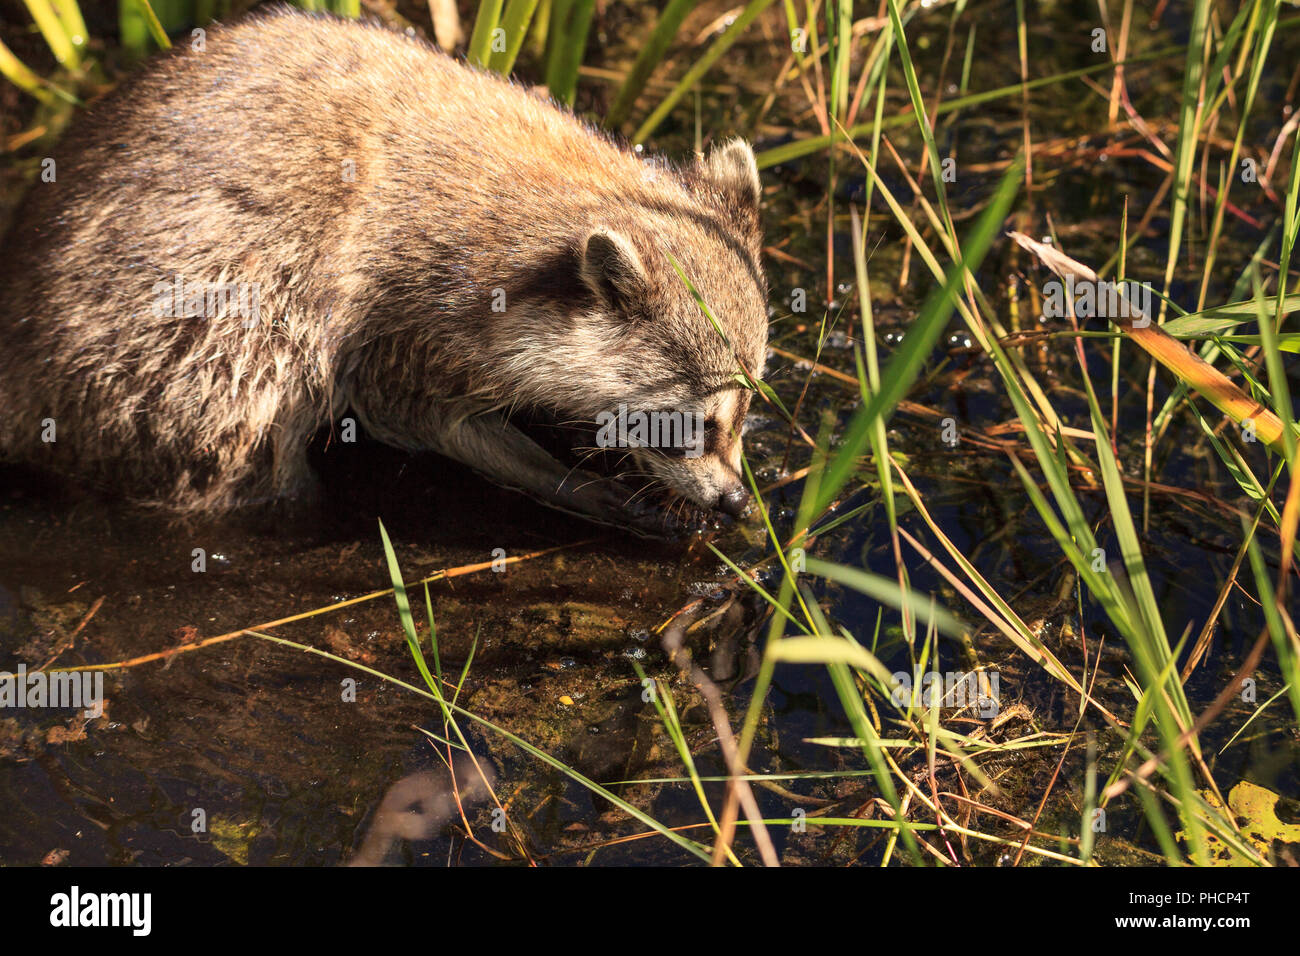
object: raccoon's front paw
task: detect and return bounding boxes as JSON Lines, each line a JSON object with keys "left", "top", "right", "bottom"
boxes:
{"left": 612, "top": 487, "right": 729, "bottom": 540}
{"left": 588, "top": 483, "right": 671, "bottom": 538}
{"left": 552, "top": 472, "right": 721, "bottom": 539}
{"left": 582, "top": 481, "right": 694, "bottom": 539}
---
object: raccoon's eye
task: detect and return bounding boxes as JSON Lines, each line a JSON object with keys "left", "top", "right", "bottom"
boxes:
{"left": 658, "top": 421, "right": 709, "bottom": 459}
{"left": 703, "top": 419, "right": 720, "bottom": 452}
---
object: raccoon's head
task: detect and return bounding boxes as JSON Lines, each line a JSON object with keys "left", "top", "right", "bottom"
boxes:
{"left": 570, "top": 139, "right": 769, "bottom": 518}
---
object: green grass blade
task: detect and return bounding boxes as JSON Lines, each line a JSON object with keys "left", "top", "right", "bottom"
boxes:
{"left": 467, "top": 0, "right": 505, "bottom": 68}
{"left": 812, "top": 157, "right": 1023, "bottom": 515}
{"left": 543, "top": 0, "right": 596, "bottom": 105}
{"left": 632, "top": 0, "right": 778, "bottom": 144}
{"left": 487, "top": 0, "right": 541, "bottom": 75}
{"left": 23, "top": 0, "right": 79, "bottom": 68}
{"left": 604, "top": 0, "right": 697, "bottom": 128}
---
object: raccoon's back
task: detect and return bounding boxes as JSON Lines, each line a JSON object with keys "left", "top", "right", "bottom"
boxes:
{"left": 0, "top": 11, "right": 475, "bottom": 302}
{"left": 0, "top": 7, "right": 652, "bottom": 343}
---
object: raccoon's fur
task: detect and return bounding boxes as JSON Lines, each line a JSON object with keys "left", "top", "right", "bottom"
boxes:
{"left": 0, "top": 7, "right": 769, "bottom": 534}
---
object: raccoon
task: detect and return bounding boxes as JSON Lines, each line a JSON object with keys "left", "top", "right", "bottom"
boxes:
{"left": 0, "top": 7, "right": 769, "bottom": 535}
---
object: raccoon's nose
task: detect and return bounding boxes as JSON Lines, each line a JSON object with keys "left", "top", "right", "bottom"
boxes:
{"left": 717, "top": 486, "right": 751, "bottom": 517}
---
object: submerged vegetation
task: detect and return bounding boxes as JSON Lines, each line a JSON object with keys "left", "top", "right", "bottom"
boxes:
{"left": 1, "top": 0, "right": 1298, "bottom": 867}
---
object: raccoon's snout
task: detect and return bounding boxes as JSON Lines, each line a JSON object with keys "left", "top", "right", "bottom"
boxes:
{"left": 716, "top": 485, "right": 751, "bottom": 517}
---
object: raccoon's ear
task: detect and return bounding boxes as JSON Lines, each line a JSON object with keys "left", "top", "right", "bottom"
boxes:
{"left": 704, "top": 138, "right": 761, "bottom": 211}
{"left": 580, "top": 228, "right": 648, "bottom": 315}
